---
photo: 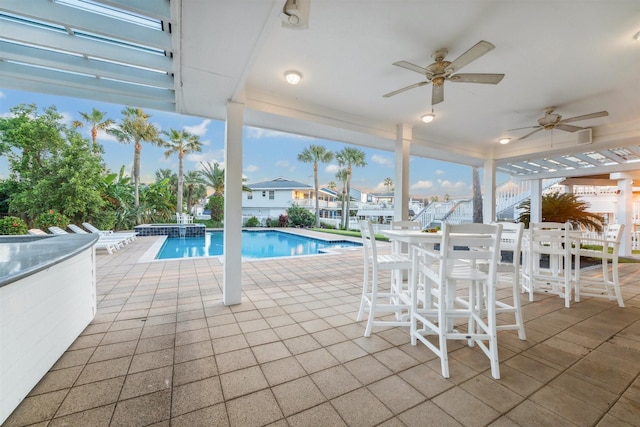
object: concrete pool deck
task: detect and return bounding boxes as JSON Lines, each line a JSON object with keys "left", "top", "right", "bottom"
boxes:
{"left": 3, "top": 231, "right": 640, "bottom": 426}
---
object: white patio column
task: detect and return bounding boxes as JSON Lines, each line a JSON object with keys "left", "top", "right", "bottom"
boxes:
{"left": 613, "top": 174, "right": 633, "bottom": 256}
{"left": 530, "top": 179, "right": 542, "bottom": 224}
{"left": 482, "top": 159, "right": 496, "bottom": 223}
{"left": 394, "top": 124, "right": 411, "bottom": 221}
{"left": 223, "top": 102, "right": 244, "bottom": 306}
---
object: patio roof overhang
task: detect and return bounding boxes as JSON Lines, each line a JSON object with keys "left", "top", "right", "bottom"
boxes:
{"left": 1, "top": 0, "right": 639, "bottom": 179}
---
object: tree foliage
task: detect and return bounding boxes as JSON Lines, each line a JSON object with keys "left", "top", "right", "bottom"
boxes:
{"left": 298, "top": 144, "right": 334, "bottom": 228}
{"left": 107, "top": 107, "right": 162, "bottom": 207}
{"left": 517, "top": 192, "right": 604, "bottom": 231}
{"left": 0, "top": 104, "right": 105, "bottom": 224}
{"left": 336, "top": 147, "right": 366, "bottom": 229}
{"left": 162, "top": 128, "right": 202, "bottom": 213}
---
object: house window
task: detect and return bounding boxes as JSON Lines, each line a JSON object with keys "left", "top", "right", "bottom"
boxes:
{"left": 247, "top": 192, "right": 253, "bottom": 200}
{"left": 262, "top": 191, "right": 266, "bottom": 197}
{"left": 269, "top": 191, "right": 275, "bottom": 200}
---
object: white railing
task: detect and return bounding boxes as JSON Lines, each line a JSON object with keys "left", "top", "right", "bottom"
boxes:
{"left": 413, "top": 200, "right": 459, "bottom": 229}
{"left": 495, "top": 177, "right": 564, "bottom": 219}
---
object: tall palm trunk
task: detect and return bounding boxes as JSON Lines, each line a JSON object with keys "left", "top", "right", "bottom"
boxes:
{"left": 343, "top": 166, "right": 352, "bottom": 229}
{"left": 177, "top": 150, "right": 184, "bottom": 213}
{"left": 133, "top": 142, "right": 141, "bottom": 207}
{"left": 313, "top": 163, "right": 320, "bottom": 227}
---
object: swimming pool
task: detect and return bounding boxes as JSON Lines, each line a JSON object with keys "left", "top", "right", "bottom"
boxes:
{"left": 156, "top": 230, "right": 361, "bottom": 260}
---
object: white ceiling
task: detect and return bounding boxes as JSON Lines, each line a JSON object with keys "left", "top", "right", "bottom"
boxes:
{"left": 1, "top": 0, "right": 639, "bottom": 176}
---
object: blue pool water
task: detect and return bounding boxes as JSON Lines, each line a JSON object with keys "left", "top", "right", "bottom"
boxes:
{"left": 157, "top": 230, "right": 361, "bottom": 260}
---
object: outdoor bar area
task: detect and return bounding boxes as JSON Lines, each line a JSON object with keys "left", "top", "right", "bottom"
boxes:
{"left": 0, "top": 234, "right": 98, "bottom": 424}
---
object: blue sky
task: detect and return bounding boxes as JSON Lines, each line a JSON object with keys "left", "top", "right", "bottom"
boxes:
{"left": 0, "top": 88, "right": 484, "bottom": 198}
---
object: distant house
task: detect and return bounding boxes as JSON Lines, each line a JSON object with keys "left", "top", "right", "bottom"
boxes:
{"left": 242, "top": 177, "right": 342, "bottom": 224}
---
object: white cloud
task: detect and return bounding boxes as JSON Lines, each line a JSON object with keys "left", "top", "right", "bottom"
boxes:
{"left": 411, "top": 180, "right": 434, "bottom": 190}
{"left": 437, "top": 179, "right": 467, "bottom": 189}
{"left": 245, "top": 126, "right": 314, "bottom": 140}
{"left": 184, "top": 119, "right": 211, "bottom": 136}
{"left": 325, "top": 163, "right": 339, "bottom": 174}
{"left": 371, "top": 154, "right": 392, "bottom": 167}
{"left": 435, "top": 169, "right": 445, "bottom": 175}
{"left": 0, "top": 91, "right": 5, "bottom": 98}
{"left": 187, "top": 149, "right": 224, "bottom": 165}
{"left": 58, "top": 112, "right": 74, "bottom": 127}
{"left": 276, "top": 160, "right": 290, "bottom": 168}
{"left": 245, "top": 164, "right": 259, "bottom": 173}
{"left": 371, "top": 181, "right": 389, "bottom": 192}
{"left": 97, "top": 129, "right": 119, "bottom": 143}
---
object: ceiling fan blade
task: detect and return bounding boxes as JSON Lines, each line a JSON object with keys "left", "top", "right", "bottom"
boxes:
{"left": 555, "top": 124, "right": 584, "bottom": 133}
{"left": 517, "top": 127, "right": 543, "bottom": 140}
{"left": 432, "top": 84, "right": 444, "bottom": 105}
{"left": 559, "top": 110, "right": 608, "bottom": 124}
{"left": 392, "top": 60, "right": 428, "bottom": 75}
{"left": 383, "top": 81, "right": 429, "bottom": 98}
{"left": 506, "top": 125, "right": 539, "bottom": 131}
{"left": 445, "top": 40, "right": 495, "bottom": 73}
{"left": 449, "top": 73, "right": 504, "bottom": 84}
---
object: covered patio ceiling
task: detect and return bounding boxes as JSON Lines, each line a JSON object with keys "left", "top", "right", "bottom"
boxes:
{"left": 1, "top": 0, "right": 639, "bottom": 178}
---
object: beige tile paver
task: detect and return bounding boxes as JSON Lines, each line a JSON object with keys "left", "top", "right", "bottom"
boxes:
{"left": 4, "top": 234, "right": 640, "bottom": 427}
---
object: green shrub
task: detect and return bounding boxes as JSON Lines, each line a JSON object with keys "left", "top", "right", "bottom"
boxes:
{"left": 0, "top": 216, "right": 28, "bottom": 235}
{"left": 35, "top": 210, "right": 70, "bottom": 231}
{"left": 265, "top": 218, "right": 279, "bottom": 227}
{"left": 208, "top": 194, "right": 224, "bottom": 222}
{"left": 244, "top": 216, "right": 261, "bottom": 227}
{"left": 88, "top": 210, "right": 117, "bottom": 231}
{"left": 278, "top": 214, "right": 289, "bottom": 227}
{"left": 287, "top": 205, "right": 314, "bottom": 227}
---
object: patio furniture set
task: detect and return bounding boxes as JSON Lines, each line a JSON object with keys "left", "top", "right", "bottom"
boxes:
{"left": 28, "top": 223, "right": 137, "bottom": 255}
{"left": 357, "top": 220, "right": 626, "bottom": 380}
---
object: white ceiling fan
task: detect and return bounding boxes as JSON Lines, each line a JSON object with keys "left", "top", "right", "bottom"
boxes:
{"left": 510, "top": 107, "right": 609, "bottom": 140}
{"left": 383, "top": 40, "right": 504, "bottom": 105}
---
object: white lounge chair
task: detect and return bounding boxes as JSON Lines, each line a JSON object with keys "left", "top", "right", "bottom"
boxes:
{"left": 28, "top": 228, "right": 49, "bottom": 235}
{"left": 82, "top": 222, "right": 136, "bottom": 243}
{"left": 58, "top": 224, "right": 123, "bottom": 254}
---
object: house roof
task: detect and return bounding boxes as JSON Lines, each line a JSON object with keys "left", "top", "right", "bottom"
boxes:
{"left": 246, "top": 177, "right": 312, "bottom": 190}
{"left": 1, "top": 1, "right": 639, "bottom": 178}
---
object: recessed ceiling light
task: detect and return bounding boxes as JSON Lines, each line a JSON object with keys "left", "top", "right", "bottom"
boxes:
{"left": 421, "top": 113, "right": 435, "bottom": 123}
{"left": 284, "top": 70, "right": 302, "bottom": 85}
{"left": 499, "top": 138, "right": 511, "bottom": 145}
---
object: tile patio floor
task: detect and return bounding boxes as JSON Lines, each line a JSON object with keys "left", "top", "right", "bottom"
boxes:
{"left": 4, "top": 232, "right": 640, "bottom": 427}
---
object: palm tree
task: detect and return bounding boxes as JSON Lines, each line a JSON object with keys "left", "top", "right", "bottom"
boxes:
{"left": 197, "top": 161, "right": 252, "bottom": 195}
{"left": 107, "top": 107, "right": 162, "bottom": 207}
{"left": 72, "top": 108, "right": 114, "bottom": 154}
{"left": 162, "top": 129, "right": 202, "bottom": 213}
{"left": 183, "top": 171, "right": 207, "bottom": 214}
{"left": 198, "top": 161, "right": 226, "bottom": 195}
{"left": 517, "top": 192, "right": 604, "bottom": 231}
{"left": 384, "top": 177, "right": 393, "bottom": 193}
{"left": 297, "top": 145, "right": 334, "bottom": 227}
{"left": 335, "top": 147, "right": 367, "bottom": 229}
{"left": 335, "top": 169, "right": 348, "bottom": 229}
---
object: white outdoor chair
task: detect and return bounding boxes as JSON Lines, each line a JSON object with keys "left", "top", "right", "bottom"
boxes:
{"left": 82, "top": 222, "right": 136, "bottom": 243}
{"left": 574, "top": 223, "right": 625, "bottom": 307}
{"left": 389, "top": 220, "right": 421, "bottom": 305}
{"left": 492, "top": 222, "right": 527, "bottom": 340}
{"left": 410, "top": 222, "right": 503, "bottom": 379}
{"left": 521, "top": 222, "right": 573, "bottom": 308}
{"left": 28, "top": 228, "right": 49, "bottom": 235}
{"left": 357, "top": 220, "right": 413, "bottom": 337}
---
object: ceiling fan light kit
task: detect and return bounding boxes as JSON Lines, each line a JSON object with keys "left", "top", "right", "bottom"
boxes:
{"left": 383, "top": 40, "right": 504, "bottom": 105}
{"left": 421, "top": 113, "right": 435, "bottom": 123}
{"left": 285, "top": 70, "right": 302, "bottom": 85}
{"left": 511, "top": 107, "right": 608, "bottom": 141}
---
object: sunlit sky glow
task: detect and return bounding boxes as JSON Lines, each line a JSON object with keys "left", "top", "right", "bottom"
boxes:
{"left": 0, "top": 88, "right": 508, "bottom": 198}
